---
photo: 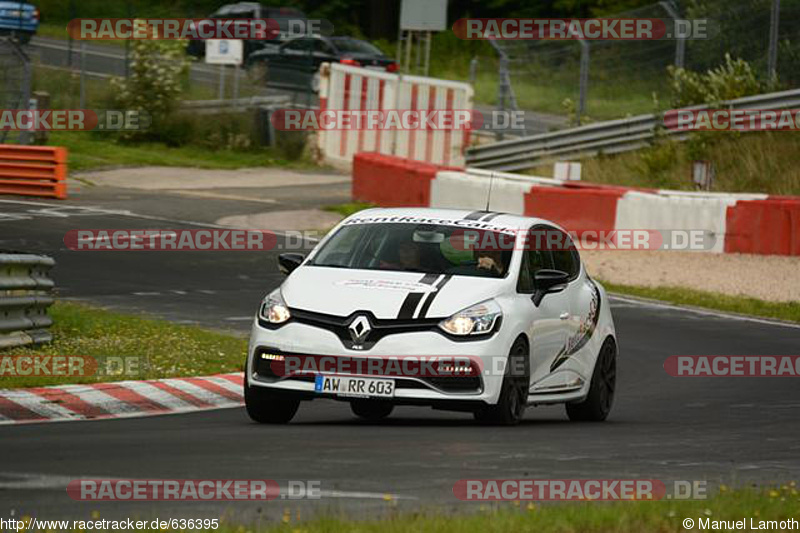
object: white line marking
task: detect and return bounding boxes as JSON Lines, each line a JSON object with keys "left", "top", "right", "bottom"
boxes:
{"left": 161, "top": 379, "right": 240, "bottom": 406}
{"left": 117, "top": 381, "right": 196, "bottom": 411}
{"left": 0, "top": 199, "right": 320, "bottom": 243}
{"left": 57, "top": 385, "right": 142, "bottom": 414}
{"left": 609, "top": 294, "right": 800, "bottom": 329}
{"left": 0, "top": 390, "right": 84, "bottom": 420}
{"left": 0, "top": 473, "right": 417, "bottom": 501}
{"left": 204, "top": 376, "right": 243, "bottom": 395}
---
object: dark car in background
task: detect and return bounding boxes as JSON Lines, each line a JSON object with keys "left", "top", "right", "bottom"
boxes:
{"left": 0, "top": 1, "right": 39, "bottom": 44}
{"left": 245, "top": 35, "right": 397, "bottom": 92}
{"left": 186, "top": 2, "right": 307, "bottom": 61}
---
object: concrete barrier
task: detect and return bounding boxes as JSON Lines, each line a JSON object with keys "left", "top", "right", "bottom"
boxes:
{"left": 349, "top": 153, "right": 800, "bottom": 256}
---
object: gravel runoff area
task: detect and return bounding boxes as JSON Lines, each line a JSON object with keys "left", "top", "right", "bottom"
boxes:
{"left": 582, "top": 250, "right": 800, "bottom": 303}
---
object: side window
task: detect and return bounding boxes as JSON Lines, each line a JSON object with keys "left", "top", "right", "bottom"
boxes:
{"left": 314, "top": 39, "right": 333, "bottom": 54}
{"left": 546, "top": 227, "right": 580, "bottom": 280}
{"left": 284, "top": 38, "right": 311, "bottom": 52}
{"left": 517, "top": 228, "right": 554, "bottom": 292}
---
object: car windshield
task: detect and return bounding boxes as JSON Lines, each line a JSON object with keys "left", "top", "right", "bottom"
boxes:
{"left": 331, "top": 38, "right": 383, "bottom": 56}
{"left": 309, "top": 223, "right": 514, "bottom": 278}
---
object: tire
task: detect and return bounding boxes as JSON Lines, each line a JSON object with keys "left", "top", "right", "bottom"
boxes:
{"left": 350, "top": 400, "right": 394, "bottom": 421}
{"left": 474, "top": 337, "right": 529, "bottom": 426}
{"left": 566, "top": 338, "right": 616, "bottom": 422}
{"left": 244, "top": 375, "right": 300, "bottom": 424}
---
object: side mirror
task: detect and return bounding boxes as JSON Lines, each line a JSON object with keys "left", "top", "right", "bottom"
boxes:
{"left": 278, "top": 253, "right": 305, "bottom": 275}
{"left": 532, "top": 269, "right": 569, "bottom": 306}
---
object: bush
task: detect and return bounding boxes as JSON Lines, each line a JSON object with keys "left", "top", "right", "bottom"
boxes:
{"left": 110, "top": 23, "right": 190, "bottom": 142}
{"left": 668, "top": 54, "right": 772, "bottom": 107}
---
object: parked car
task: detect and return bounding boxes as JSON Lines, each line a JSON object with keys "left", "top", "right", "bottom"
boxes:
{"left": 186, "top": 2, "right": 307, "bottom": 61}
{"left": 245, "top": 35, "right": 397, "bottom": 92}
{"left": 0, "top": 1, "right": 39, "bottom": 44}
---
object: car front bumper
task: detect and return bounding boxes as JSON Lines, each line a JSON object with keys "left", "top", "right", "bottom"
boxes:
{"left": 247, "top": 319, "right": 515, "bottom": 406}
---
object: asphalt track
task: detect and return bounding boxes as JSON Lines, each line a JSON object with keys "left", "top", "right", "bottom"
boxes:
{"left": 0, "top": 196, "right": 799, "bottom": 523}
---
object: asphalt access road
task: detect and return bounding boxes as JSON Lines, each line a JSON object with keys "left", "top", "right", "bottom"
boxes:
{"left": 26, "top": 36, "right": 564, "bottom": 135}
{"left": 0, "top": 196, "right": 798, "bottom": 524}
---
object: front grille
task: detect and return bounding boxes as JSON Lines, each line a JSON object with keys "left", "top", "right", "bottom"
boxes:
{"left": 286, "top": 308, "right": 443, "bottom": 350}
{"left": 252, "top": 348, "right": 482, "bottom": 394}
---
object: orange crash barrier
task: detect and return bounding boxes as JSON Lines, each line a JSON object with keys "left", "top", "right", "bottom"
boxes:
{"left": 0, "top": 145, "right": 68, "bottom": 200}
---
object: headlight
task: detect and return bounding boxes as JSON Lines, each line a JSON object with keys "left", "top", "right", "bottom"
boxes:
{"left": 259, "top": 290, "right": 291, "bottom": 324}
{"left": 439, "top": 299, "right": 502, "bottom": 336}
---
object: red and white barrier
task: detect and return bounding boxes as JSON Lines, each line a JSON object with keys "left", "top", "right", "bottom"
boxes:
{"left": 0, "top": 373, "right": 243, "bottom": 425}
{"left": 318, "top": 63, "right": 473, "bottom": 169}
{"left": 352, "top": 153, "right": 800, "bottom": 256}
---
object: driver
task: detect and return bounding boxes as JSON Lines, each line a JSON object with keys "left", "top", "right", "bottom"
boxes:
{"left": 476, "top": 249, "right": 506, "bottom": 276}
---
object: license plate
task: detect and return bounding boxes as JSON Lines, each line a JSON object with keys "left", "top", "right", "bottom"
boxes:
{"left": 5, "top": 10, "right": 22, "bottom": 17}
{"left": 315, "top": 375, "right": 395, "bottom": 398}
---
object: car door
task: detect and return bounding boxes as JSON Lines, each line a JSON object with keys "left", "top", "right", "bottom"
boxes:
{"left": 517, "top": 226, "right": 572, "bottom": 387}
{"left": 269, "top": 38, "right": 315, "bottom": 90}
{"left": 541, "top": 226, "right": 588, "bottom": 373}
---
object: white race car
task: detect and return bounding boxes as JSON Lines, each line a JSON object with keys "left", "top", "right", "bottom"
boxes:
{"left": 245, "top": 208, "right": 617, "bottom": 425}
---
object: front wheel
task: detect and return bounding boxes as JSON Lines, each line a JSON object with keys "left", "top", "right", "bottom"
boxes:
{"left": 244, "top": 375, "right": 300, "bottom": 424}
{"left": 566, "top": 338, "right": 616, "bottom": 422}
{"left": 474, "top": 337, "right": 529, "bottom": 426}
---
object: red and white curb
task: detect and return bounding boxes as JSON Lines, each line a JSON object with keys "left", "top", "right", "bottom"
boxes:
{"left": 0, "top": 373, "right": 243, "bottom": 425}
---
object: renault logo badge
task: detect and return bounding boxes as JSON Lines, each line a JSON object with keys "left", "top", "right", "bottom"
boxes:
{"left": 348, "top": 315, "right": 371, "bottom": 344}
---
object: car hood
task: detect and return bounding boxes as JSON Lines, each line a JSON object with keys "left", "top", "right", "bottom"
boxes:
{"left": 281, "top": 266, "right": 505, "bottom": 320}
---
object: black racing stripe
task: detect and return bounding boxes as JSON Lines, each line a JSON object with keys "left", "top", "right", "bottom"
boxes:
{"left": 397, "top": 274, "right": 439, "bottom": 319}
{"left": 481, "top": 212, "right": 502, "bottom": 222}
{"left": 463, "top": 210, "right": 488, "bottom": 220}
{"left": 416, "top": 274, "right": 453, "bottom": 319}
{"left": 397, "top": 293, "right": 425, "bottom": 319}
{"left": 418, "top": 273, "right": 439, "bottom": 285}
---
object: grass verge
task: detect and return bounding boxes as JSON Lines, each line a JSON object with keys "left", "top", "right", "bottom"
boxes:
{"left": 51, "top": 132, "right": 315, "bottom": 172}
{"left": 601, "top": 281, "right": 800, "bottom": 324}
{"left": 2, "top": 302, "right": 247, "bottom": 389}
{"left": 528, "top": 132, "right": 800, "bottom": 196}
{"left": 67, "top": 485, "right": 800, "bottom": 532}
{"left": 323, "top": 202, "right": 376, "bottom": 218}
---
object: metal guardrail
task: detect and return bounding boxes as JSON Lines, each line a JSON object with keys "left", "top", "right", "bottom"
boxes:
{"left": 467, "top": 89, "right": 800, "bottom": 172}
{"left": 179, "top": 95, "right": 291, "bottom": 114}
{"left": 0, "top": 253, "right": 55, "bottom": 349}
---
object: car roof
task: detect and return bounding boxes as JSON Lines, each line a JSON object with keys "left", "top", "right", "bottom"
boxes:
{"left": 343, "top": 207, "right": 561, "bottom": 232}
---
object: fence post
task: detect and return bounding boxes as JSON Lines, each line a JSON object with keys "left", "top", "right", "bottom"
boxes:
{"left": 79, "top": 41, "right": 87, "bottom": 109}
{"left": 768, "top": 0, "right": 780, "bottom": 81}
{"left": 577, "top": 40, "right": 590, "bottom": 125}
{"left": 659, "top": 0, "right": 685, "bottom": 69}
{"left": 468, "top": 56, "right": 478, "bottom": 84}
